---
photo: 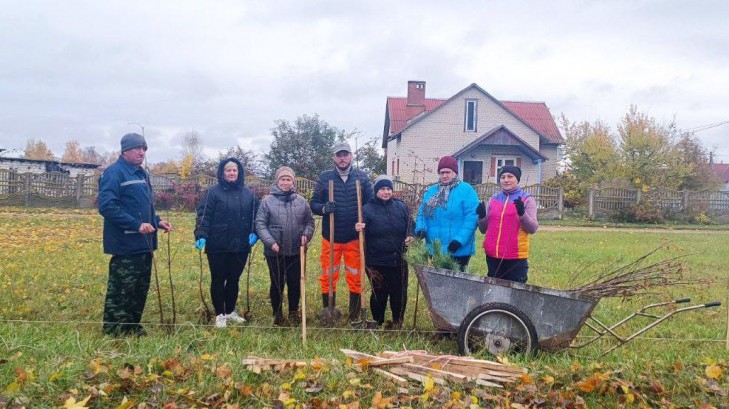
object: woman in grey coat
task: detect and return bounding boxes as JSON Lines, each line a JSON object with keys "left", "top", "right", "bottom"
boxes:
{"left": 255, "top": 166, "right": 315, "bottom": 325}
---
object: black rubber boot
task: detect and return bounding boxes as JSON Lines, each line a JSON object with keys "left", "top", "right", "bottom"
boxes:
{"left": 322, "top": 293, "right": 336, "bottom": 308}
{"left": 348, "top": 292, "right": 361, "bottom": 321}
{"left": 288, "top": 310, "right": 300, "bottom": 326}
{"left": 273, "top": 310, "right": 285, "bottom": 326}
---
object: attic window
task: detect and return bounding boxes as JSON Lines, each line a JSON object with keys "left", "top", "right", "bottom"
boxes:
{"left": 465, "top": 100, "right": 477, "bottom": 132}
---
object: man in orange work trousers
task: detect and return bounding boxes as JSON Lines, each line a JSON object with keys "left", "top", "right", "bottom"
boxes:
{"left": 310, "top": 141, "right": 374, "bottom": 320}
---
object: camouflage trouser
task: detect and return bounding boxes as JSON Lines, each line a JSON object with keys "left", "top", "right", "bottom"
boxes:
{"left": 103, "top": 253, "right": 152, "bottom": 336}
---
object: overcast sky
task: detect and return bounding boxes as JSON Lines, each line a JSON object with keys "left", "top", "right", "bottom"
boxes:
{"left": 1, "top": 0, "right": 728, "bottom": 164}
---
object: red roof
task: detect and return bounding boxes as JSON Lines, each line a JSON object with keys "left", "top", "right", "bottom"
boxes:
{"left": 711, "top": 163, "right": 729, "bottom": 183}
{"left": 501, "top": 101, "right": 563, "bottom": 144}
{"left": 386, "top": 96, "right": 564, "bottom": 144}
{"left": 386, "top": 97, "right": 446, "bottom": 135}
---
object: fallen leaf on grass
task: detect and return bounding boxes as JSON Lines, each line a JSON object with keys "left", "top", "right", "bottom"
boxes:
{"left": 215, "top": 365, "right": 232, "bottom": 380}
{"left": 371, "top": 391, "right": 393, "bottom": 408}
{"left": 423, "top": 377, "right": 435, "bottom": 392}
{"left": 63, "top": 395, "right": 91, "bottom": 408}
{"left": 649, "top": 380, "right": 665, "bottom": 395}
{"left": 705, "top": 365, "right": 722, "bottom": 380}
{"left": 305, "top": 385, "right": 323, "bottom": 394}
{"left": 114, "top": 397, "right": 137, "bottom": 409}
{"left": 3, "top": 382, "right": 20, "bottom": 394}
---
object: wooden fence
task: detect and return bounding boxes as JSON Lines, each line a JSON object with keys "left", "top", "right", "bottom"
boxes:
{"left": 588, "top": 187, "right": 729, "bottom": 218}
{"left": 2, "top": 169, "right": 728, "bottom": 222}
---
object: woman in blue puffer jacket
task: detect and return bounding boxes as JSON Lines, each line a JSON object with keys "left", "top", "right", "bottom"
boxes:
{"left": 415, "top": 156, "right": 479, "bottom": 271}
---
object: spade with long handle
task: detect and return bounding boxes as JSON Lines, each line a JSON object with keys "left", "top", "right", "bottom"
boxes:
{"left": 351, "top": 180, "right": 377, "bottom": 329}
{"left": 319, "top": 180, "right": 342, "bottom": 326}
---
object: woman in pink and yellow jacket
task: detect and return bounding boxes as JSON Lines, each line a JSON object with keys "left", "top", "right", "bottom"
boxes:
{"left": 477, "top": 166, "right": 538, "bottom": 283}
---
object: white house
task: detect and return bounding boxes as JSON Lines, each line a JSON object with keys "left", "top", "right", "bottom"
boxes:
{"left": 382, "top": 81, "right": 564, "bottom": 185}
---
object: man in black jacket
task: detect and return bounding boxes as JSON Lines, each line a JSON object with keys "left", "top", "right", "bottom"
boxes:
{"left": 310, "top": 142, "right": 373, "bottom": 320}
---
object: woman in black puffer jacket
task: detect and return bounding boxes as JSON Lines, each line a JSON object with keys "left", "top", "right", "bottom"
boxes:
{"left": 355, "top": 175, "right": 414, "bottom": 328}
{"left": 255, "top": 166, "right": 315, "bottom": 326}
{"left": 194, "top": 158, "right": 259, "bottom": 328}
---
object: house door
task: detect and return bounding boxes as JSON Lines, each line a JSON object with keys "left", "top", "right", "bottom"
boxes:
{"left": 463, "top": 161, "right": 483, "bottom": 184}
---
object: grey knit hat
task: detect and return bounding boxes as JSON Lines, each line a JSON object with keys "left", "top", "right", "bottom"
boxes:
{"left": 120, "top": 133, "right": 147, "bottom": 152}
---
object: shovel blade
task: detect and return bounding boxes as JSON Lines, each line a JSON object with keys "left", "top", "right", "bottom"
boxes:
{"left": 350, "top": 309, "right": 378, "bottom": 329}
{"left": 319, "top": 306, "right": 343, "bottom": 327}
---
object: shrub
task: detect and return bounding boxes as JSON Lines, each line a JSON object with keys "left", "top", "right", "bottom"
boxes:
{"left": 610, "top": 201, "right": 665, "bottom": 224}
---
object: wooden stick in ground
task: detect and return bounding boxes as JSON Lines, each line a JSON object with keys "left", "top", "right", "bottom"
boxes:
{"left": 300, "top": 244, "right": 307, "bottom": 347}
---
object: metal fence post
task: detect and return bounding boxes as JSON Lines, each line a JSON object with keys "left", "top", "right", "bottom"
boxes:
{"left": 557, "top": 187, "right": 564, "bottom": 220}
{"left": 683, "top": 190, "right": 689, "bottom": 211}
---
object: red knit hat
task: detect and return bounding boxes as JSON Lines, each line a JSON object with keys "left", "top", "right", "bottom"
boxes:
{"left": 437, "top": 156, "right": 458, "bottom": 173}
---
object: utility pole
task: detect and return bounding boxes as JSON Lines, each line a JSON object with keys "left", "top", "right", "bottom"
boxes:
{"left": 128, "top": 122, "right": 145, "bottom": 137}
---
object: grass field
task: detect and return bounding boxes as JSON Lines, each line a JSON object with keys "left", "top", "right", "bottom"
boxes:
{"left": 1, "top": 209, "right": 727, "bottom": 408}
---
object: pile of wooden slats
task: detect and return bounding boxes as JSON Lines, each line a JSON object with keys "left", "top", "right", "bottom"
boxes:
{"left": 340, "top": 349, "right": 526, "bottom": 388}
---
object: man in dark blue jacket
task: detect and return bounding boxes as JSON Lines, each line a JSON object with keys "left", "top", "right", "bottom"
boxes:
{"left": 98, "top": 133, "right": 172, "bottom": 336}
{"left": 310, "top": 141, "right": 373, "bottom": 321}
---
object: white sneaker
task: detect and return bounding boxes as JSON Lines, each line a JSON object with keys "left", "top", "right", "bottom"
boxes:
{"left": 226, "top": 311, "right": 246, "bottom": 324}
{"left": 215, "top": 314, "right": 227, "bottom": 328}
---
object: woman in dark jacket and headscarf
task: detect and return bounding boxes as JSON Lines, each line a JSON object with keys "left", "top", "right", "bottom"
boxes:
{"left": 255, "top": 166, "right": 315, "bottom": 326}
{"left": 355, "top": 175, "right": 414, "bottom": 328}
{"left": 194, "top": 158, "right": 259, "bottom": 328}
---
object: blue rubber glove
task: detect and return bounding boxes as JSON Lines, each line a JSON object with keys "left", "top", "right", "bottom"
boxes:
{"left": 195, "top": 238, "right": 206, "bottom": 250}
{"left": 248, "top": 233, "right": 259, "bottom": 246}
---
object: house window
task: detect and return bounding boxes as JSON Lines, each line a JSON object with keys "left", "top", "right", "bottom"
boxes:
{"left": 492, "top": 156, "right": 518, "bottom": 178}
{"left": 465, "top": 100, "right": 477, "bottom": 132}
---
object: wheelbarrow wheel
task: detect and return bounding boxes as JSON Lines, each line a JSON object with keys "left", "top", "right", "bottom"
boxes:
{"left": 457, "top": 302, "right": 537, "bottom": 357}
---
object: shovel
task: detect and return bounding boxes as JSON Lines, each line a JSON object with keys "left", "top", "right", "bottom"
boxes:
{"left": 300, "top": 244, "right": 307, "bottom": 347}
{"left": 319, "top": 180, "right": 342, "bottom": 326}
{"left": 351, "top": 179, "right": 377, "bottom": 329}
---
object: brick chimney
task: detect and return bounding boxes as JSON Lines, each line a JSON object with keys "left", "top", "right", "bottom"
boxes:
{"left": 406, "top": 80, "right": 426, "bottom": 119}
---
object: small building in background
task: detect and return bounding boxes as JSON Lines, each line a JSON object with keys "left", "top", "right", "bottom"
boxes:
{"left": 0, "top": 157, "right": 100, "bottom": 177}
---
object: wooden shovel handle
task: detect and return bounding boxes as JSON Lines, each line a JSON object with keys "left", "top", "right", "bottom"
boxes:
{"left": 328, "top": 180, "right": 335, "bottom": 299}
{"left": 356, "top": 180, "right": 366, "bottom": 302}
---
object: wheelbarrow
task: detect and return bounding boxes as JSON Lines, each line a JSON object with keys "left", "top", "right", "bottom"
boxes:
{"left": 415, "top": 265, "right": 720, "bottom": 357}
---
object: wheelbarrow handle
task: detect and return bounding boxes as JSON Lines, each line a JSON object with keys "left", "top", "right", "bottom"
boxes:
{"left": 674, "top": 298, "right": 690, "bottom": 304}
{"left": 704, "top": 301, "right": 721, "bottom": 308}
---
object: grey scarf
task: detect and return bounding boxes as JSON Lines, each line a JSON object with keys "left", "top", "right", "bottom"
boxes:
{"left": 422, "top": 178, "right": 461, "bottom": 219}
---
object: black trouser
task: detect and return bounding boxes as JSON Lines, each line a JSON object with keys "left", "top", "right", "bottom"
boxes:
{"left": 486, "top": 256, "right": 529, "bottom": 283}
{"left": 452, "top": 255, "right": 471, "bottom": 271}
{"left": 103, "top": 252, "right": 152, "bottom": 336}
{"left": 367, "top": 263, "right": 408, "bottom": 325}
{"left": 265, "top": 254, "right": 301, "bottom": 316}
{"left": 207, "top": 252, "right": 248, "bottom": 315}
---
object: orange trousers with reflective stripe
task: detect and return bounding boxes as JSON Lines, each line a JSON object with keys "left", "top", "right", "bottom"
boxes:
{"left": 319, "top": 238, "right": 361, "bottom": 294}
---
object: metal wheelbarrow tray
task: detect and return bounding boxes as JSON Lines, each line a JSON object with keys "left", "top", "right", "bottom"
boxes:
{"left": 415, "top": 265, "right": 720, "bottom": 357}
